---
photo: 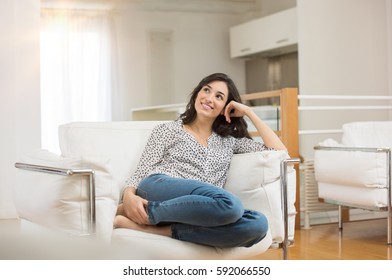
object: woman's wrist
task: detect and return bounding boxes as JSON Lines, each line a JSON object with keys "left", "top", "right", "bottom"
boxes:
{"left": 244, "top": 107, "right": 258, "bottom": 122}
{"left": 124, "top": 185, "right": 137, "bottom": 196}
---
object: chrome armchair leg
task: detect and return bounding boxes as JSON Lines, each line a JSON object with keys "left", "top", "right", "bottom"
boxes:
{"left": 388, "top": 209, "right": 391, "bottom": 245}
{"left": 280, "top": 158, "right": 300, "bottom": 260}
{"left": 338, "top": 205, "right": 343, "bottom": 230}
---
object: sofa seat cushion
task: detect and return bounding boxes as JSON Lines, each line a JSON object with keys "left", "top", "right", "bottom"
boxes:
{"left": 111, "top": 227, "right": 272, "bottom": 259}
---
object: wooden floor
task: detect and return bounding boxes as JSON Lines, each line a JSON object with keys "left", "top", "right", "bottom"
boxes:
{"left": 254, "top": 218, "right": 391, "bottom": 260}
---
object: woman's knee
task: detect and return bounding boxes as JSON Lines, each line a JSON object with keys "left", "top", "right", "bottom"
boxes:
{"left": 216, "top": 193, "right": 244, "bottom": 224}
{"left": 238, "top": 211, "right": 269, "bottom": 247}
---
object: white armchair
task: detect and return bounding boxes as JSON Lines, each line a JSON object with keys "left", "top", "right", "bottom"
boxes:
{"left": 14, "top": 121, "right": 299, "bottom": 259}
{"left": 314, "top": 121, "right": 392, "bottom": 245}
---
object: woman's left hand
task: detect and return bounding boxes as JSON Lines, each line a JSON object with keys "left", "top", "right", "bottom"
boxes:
{"left": 223, "top": 101, "right": 250, "bottom": 123}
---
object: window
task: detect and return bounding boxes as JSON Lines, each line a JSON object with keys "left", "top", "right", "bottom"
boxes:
{"left": 40, "top": 9, "right": 114, "bottom": 153}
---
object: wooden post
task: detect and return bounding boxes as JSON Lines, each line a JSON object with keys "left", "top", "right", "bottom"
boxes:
{"left": 280, "top": 88, "right": 300, "bottom": 229}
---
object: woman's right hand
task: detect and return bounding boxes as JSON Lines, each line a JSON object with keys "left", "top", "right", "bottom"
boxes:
{"left": 122, "top": 187, "right": 150, "bottom": 225}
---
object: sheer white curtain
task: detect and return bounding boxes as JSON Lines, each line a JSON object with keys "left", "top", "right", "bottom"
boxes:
{"left": 40, "top": 9, "right": 114, "bottom": 153}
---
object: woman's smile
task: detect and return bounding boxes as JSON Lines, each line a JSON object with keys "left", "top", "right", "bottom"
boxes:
{"left": 201, "top": 102, "right": 213, "bottom": 111}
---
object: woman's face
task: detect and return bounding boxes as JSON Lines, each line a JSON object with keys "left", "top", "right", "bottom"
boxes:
{"left": 194, "top": 80, "right": 229, "bottom": 120}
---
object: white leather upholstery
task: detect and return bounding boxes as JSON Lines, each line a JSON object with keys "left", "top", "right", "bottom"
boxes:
{"left": 15, "top": 121, "right": 297, "bottom": 259}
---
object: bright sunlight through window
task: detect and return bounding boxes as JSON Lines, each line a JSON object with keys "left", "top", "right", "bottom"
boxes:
{"left": 40, "top": 9, "right": 113, "bottom": 153}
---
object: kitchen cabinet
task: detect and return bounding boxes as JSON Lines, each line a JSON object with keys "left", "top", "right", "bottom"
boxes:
{"left": 230, "top": 7, "right": 297, "bottom": 58}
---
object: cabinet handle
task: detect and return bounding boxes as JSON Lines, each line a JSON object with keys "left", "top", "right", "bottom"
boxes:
{"left": 240, "top": 47, "right": 251, "bottom": 53}
{"left": 276, "top": 38, "right": 289, "bottom": 44}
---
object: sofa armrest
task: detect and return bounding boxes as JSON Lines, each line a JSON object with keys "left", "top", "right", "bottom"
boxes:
{"left": 314, "top": 145, "right": 391, "bottom": 188}
{"left": 15, "top": 162, "right": 97, "bottom": 235}
{"left": 14, "top": 150, "right": 118, "bottom": 242}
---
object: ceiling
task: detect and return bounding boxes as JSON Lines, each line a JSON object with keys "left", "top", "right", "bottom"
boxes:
{"left": 41, "top": 0, "right": 261, "bottom": 14}
{"left": 40, "top": 0, "right": 296, "bottom": 16}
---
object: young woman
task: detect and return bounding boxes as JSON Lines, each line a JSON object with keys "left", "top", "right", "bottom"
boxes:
{"left": 114, "top": 73, "right": 287, "bottom": 248}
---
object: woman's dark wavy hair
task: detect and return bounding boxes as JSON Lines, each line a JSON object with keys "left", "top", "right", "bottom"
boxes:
{"left": 179, "top": 73, "right": 251, "bottom": 139}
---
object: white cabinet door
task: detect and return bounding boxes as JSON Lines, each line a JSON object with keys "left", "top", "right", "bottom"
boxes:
{"left": 230, "top": 7, "right": 298, "bottom": 58}
{"left": 260, "top": 7, "right": 297, "bottom": 53}
{"left": 230, "top": 17, "right": 263, "bottom": 58}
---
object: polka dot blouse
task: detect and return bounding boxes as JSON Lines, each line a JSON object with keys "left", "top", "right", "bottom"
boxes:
{"left": 125, "top": 120, "right": 272, "bottom": 188}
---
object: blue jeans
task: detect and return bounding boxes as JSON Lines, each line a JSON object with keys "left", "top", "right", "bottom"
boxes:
{"left": 137, "top": 174, "right": 268, "bottom": 248}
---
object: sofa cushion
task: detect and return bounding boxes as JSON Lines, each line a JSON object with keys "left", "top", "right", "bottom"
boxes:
{"left": 224, "top": 150, "right": 295, "bottom": 241}
{"left": 225, "top": 150, "right": 291, "bottom": 189}
{"left": 15, "top": 149, "right": 118, "bottom": 242}
{"left": 111, "top": 226, "right": 272, "bottom": 259}
{"left": 59, "top": 121, "right": 167, "bottom": 196}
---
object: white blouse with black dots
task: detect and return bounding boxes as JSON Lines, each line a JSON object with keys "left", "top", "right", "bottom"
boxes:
{"left": 125, "top": 120, "right": 272, "bottom": 188}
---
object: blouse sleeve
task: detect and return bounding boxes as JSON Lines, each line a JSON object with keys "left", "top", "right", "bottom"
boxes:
{"left": 233, "top": 136, "right": 274, "bottom": 154}
{"left": 124, "top": 123, "right": 168, "bottom": 188}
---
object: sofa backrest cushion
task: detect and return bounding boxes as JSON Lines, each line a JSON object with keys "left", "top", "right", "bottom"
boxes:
{"left": 59, "top": 121, "right": 167, "bottom": 194}
{"left": 342, "top": 121, "right": 392, "bottom": 148}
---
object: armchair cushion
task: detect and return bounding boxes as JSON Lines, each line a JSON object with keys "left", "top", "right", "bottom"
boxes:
{"left": 15, "top": 150, "right": 118, "bottom": 242}
{"left": 315, "top": 139, "right": 387, "bottom": 188}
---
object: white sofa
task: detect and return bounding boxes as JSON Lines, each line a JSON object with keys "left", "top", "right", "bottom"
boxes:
{"left": 314, "top": 121, "right": 392, "bottom": 245}
{"left": 14, "top": 121, "right": 298, "bottom": 259}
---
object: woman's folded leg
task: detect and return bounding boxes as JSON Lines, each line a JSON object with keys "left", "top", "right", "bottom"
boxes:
{"left": 171, "top": 210, "right": 268, "bottom": 248}
{"left": 138, "top": 174, "right": 245, "bottom": 227}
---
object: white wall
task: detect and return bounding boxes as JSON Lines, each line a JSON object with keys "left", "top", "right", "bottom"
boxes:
{"left": 297, "top": 0, "right": 392, "bottom": 159}
{"left": 112, "top": 3, "right": 246, "bottom": 121}
{"left": 0, "top": 0, "right": 41, "bottom": 219}
{"left": 389, "top": 0, "right": 392, "bottom": 119}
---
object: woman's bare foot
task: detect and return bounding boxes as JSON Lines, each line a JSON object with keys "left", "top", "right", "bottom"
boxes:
{"left": 113, "top": 215, "right": 171, "bottom": 237}
{"left": 116, "top": 203, "right": 125, "bottom": 216}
